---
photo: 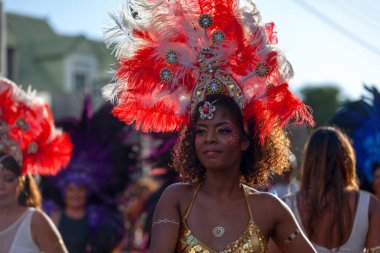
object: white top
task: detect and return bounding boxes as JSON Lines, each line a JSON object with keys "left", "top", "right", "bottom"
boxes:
{"left": 0, "top": 207, "right": 40, "bottom": 253}
{"left": 269, "top": 179, "right": 299, "bottom": 198}
{"left": 285, "top": 191, "right": 370, "bottom": 253}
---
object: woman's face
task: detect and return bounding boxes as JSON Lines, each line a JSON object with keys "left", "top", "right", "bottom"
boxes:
{"left": 0, "top": 167, "right": 23, "bottom": 208}
{"left": 64, "top": 182, "right": 88, "bottom": 209}
{"left": 195, "top": 105, "right": 249, "bottom": 173}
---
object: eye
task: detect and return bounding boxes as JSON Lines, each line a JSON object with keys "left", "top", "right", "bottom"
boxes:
{"left": 218, "top": 127, "right": 233, "bottom": 135}
{"left": 195, "top": 128, "right": 207, "bottom": 135}
{"left": 4, "top": 176, "right": 16, "bottom": 183}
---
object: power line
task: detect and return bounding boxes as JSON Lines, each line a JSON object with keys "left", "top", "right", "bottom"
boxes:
{"left": 331, "top": 0, "right": 380, "bottom": 30}
{"left": 293, "top": 0, "right": 380, "bottom": 57}
{"left": 355, "top": 0, "right": 380, "bottom": 22}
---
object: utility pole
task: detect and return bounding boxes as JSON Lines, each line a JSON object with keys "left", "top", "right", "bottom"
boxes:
{"left": 0, "top": 0, "right": 5, "bottom": 77}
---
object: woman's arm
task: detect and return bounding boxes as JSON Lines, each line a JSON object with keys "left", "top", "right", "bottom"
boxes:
{"left": 49, "top": 209, "right": 61, "bottom": 226}
{"left": 268, "top": 195, "right": 316, "bottom": 253}
{"left": 149, "top": 184, "right": 183, "bottom": 253}
{"left": 31, "top": 209, "right": 68, "bottom": 253}
{"left": 365, "top": 194, "right": 380, "bottom": 248}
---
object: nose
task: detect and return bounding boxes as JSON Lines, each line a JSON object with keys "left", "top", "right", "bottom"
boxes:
{"left": 205, "top": 129, "right": 217, "bottom": 144}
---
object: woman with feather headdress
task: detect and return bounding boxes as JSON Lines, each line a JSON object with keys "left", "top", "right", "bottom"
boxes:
{"left": 0, "top": 78, "right": 72, "bottom": 253}
{"left": 103, "top": 0, "right": 316, "bottom": 252}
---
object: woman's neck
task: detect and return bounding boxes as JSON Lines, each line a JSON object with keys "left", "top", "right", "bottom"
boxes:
{"left": 64, "top": 206, "right": 86, "bottom": 219}
{"left": 201, "top": 174, "right": 243, "bottom": 200}
{"left": 0, "top": 203, "right": 25, "bottom": 216}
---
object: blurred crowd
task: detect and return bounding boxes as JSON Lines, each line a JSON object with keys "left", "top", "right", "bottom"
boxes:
{"left": 1, "top": 78, "right": 379, "bottom": 253}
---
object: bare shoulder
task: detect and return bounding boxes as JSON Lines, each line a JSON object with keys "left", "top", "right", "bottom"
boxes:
{"left": 160, "top": 182, "right": 194, "bottom": 200}
{"left": 244, "top": 186, "right": 285, "bottom": 207}
{"left": 163, "top": 182, "right": 194, "bottom": 195}
{"left": 368, "top": 192, "right": 380, "bottom": 215}
{"left": 244, "top": 186, "right": 291, "bottom": 222}
{"left": 31, "top": 209, "right": 57, "bottom": 240}
{"left": 158, "top": 182, "right": 198, "bottom": 209}
{"left": 31, "top": 209, "right": 68, "bottom": 252}
{"left": 31, "top": 208, "right": 51, "bottom": 225}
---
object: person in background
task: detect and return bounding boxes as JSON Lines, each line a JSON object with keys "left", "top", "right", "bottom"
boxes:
{"left": 0, "top": 153, "right": 68, "bottom": 253}
{"left": 283, "top": 126, "right": 380, "bottom": 253}
{"left": 372, "top": 163, "right": 380, "bottom": 200}
{"left": 50, "top": 173, "right": 93, "bottom": 253}
{"left": 329, "top": 85, "right": 380, "bottom": 198}
{"left": 0, "top": 77, "right": 72, "bottom": 253}
{"left": 114, "top": 177, "right": 160, "bottom": 253}
{"left": 43, "top": 100, "right": 136, "bottom": 253}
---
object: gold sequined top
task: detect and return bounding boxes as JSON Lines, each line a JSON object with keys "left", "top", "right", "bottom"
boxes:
{"left": 176, "top": 184, "right": 266, "bottom": 253}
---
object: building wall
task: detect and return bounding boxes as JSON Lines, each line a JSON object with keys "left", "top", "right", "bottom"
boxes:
{"left": 5, "top": 13, "right": 116, "bottom": 119}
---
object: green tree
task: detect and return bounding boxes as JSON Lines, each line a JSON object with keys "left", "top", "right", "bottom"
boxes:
{"left": 300, "top": 85, "right": 342, "bottom": 127}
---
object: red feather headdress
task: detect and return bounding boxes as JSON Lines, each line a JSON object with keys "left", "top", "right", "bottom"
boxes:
{"left": 104, "top": 0, "right": 314, "bottom": 141}
{"left": 0, "top": 78, "right": 72, "bottom": 175}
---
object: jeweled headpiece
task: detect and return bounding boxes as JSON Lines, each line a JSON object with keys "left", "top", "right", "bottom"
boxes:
{"left": 0, "top": 78, "right": 72, "bottom": 175}
{"left": 104, "top": 0, "right": 314, "bottom": 141}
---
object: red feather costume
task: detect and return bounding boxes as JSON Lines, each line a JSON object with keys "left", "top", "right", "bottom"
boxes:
{"left": 104, "top": 0, "right": 314, "bottom": 141}
{"left": 0, "top": 78, "right": 72, "bottom": 175}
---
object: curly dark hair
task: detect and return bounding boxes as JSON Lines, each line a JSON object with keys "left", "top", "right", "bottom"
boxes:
{"left": 0, "top": 152, "right": 42, "bottom": 208}
{"left": 171, "top": 94, "right": 290, "bottom": 187}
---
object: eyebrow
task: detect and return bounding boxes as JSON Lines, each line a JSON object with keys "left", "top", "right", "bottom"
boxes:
{"left": 196, "top": 122, "right": 232, "bottom": 128}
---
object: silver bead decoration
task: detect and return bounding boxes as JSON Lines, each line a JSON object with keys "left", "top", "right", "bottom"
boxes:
{"left": 212, "top": 226, "right": 225, "bottom": 238}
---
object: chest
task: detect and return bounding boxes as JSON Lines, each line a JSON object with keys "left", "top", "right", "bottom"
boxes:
{"left": 0, "top": 211, "right": 25, "bottom": 231}
{"left": 180, "top": 196, "right": 271, "bottom": 252}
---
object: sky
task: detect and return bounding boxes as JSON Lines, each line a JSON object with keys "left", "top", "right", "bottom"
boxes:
{"left": 4, "top": 0, "right": 380, "bottom": 101}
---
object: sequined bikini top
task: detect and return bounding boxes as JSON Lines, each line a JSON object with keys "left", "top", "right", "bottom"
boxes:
{"left": 176, "top": 184, "right": 266, "bottom": 253}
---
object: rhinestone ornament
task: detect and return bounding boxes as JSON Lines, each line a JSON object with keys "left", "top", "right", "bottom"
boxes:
{"left": 160, "top": 67, "right": 173, "bottom": 83}
{"left": 16, "top": 118, "right": 29, "bottom": 131}
{"left": 165, "top": 50, "right": 178, "bottom": 65}
{"left": 207, "top": 79, "right": 223, "bottom": 94}
{"left": 199, "top": 101, "right": 216, "bottom": 120}
{"left": 212, "top": 30, "right": 226, "bottom": 44}
{"left": 27, "top": 142, "right": 38, "bottom": 154}
{"left": 198, "top": 14, "right": 214, "bottom": 29}
{"left": 255, "top": 62, "right": 270, "bottom": 78}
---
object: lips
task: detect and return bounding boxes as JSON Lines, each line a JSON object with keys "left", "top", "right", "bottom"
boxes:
{"left": 203, "top": 150, "right": 222, "bottom": 157}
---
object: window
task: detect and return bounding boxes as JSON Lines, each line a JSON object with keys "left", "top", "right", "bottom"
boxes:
{"left": 64, "top": 54, "right": 98, "bottom": 93}
{"left": 74, "top": 72, "right": 87, "bottom": 92}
